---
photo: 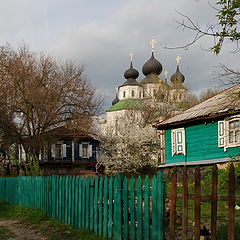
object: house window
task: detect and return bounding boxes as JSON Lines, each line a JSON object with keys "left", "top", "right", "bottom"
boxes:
{"left": 229, "top": 119, "right": 240, "bottom": 144}
{"left": 171, "top": 128, "right": 186, "bottom": 156}
{"left": 218, "top": 116, "right": 240, "bottom": 149}
{"left": 139, "top": 91, "right": 141, "bottom": 98}
{"left": 123, "top": 91, "right": 126, "bottom": 98}
{"left": 218, "top": 116, "right": 240, "bottom": 150}
{"left": 51, "top": 142, "right": 67, "bottom": 159}
{"left": 79, "top": 142, "right": 93, "bottom": 158}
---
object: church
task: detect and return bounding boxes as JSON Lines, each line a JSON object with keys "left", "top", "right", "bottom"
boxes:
{"left": 102, "top": 39, "right": 189, "bottom": 134}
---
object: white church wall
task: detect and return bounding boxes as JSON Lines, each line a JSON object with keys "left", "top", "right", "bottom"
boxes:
{"left": 118, "top": 85, "right": 143, "bottom": 100}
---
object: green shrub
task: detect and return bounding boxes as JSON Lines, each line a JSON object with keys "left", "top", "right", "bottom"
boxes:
{"left": 217, "top": 222, "right": 240, "bottom": 240}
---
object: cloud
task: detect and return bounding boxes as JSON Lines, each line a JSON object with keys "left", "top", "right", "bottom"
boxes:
{"left": 0, "top": 0, "right": 238, "bottom": 109}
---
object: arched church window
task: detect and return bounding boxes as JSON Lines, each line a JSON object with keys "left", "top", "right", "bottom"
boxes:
{"left": 123, "top": 91, "right": 126, "bottom": 98}
{"left": 131, "top": 90, "right": 135, "bottom": 97}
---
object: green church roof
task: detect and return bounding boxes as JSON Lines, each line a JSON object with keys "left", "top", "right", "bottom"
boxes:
{"left": 107, "top": 99, "right": 145, "bottom": 112}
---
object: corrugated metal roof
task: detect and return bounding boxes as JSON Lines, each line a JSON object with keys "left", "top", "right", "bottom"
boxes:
{"left": 155, "top": 83, "right": 240, "bottom": 128}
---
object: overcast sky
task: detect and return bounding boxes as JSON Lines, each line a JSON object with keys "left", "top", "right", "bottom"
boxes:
{"left": 0, "top": 0, "right": 239, "bottom": 109}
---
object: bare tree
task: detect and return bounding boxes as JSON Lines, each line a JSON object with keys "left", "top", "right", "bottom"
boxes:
{"left": 0, "top": 45, "right": 103, "bottom": 160}
{"left": 215, "top": 63, "right": 240, "bottom": 86}
{"left": 167, "top": 1, "right": 240, "bottom": 54}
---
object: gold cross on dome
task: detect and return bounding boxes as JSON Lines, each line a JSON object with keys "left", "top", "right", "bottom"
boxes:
{"left": 176, "top": 56, "right": 182, "bottom": 65}
{"left": 164, "top": 71, "right": 168, "bottom": 78}
{"left": 150, "top": 39, "right": 157, "bottom": 52}
{"left": 129, "top": 52, "right": 134, "bottom": 62}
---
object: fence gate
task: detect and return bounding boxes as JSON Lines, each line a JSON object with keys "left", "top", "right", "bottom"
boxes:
{"left": 166, "top": 164, "right": 239, "bottom": 240}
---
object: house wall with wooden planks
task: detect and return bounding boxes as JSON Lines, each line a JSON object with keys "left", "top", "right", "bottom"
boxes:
{"left": 165, "top": 121, "right": 240, "bottom": 164}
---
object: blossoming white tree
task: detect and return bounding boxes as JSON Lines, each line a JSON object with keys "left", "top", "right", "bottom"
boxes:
{"left": 97, "top": 111, "right": 162, "bottom": 175}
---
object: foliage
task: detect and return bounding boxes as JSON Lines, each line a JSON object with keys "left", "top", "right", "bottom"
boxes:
{"left": 173, "top": 0, "right": 240, "bottom": 54}
{"left": 203, "top": 162, "right": 240, "bottom": 195}
{"left": 217, "top": 222, "right": 240, "bottom": 240}
{"left": 0, "top": 44, "right": 102, "bottom": 161}
{"left": 0, "top": 201, "right": 108, "bottom": 240}
{"left": 18, "top": 154, "right": 43, "bottom": 176}
{"left": 98, "top": 122, "right": 161, "bottom": 175}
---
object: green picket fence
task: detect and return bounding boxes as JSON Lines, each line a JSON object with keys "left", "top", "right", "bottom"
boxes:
{"left": 0, "top": 172, "right": 165, "bottom": 240}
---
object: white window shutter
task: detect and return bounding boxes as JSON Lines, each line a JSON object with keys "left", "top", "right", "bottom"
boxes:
{"left": 218, "top": 121, "right": 225, "bottom": 147}
{"left": 171, "top": 131, "right": 176, "bottom": 156}
{"left": 79, "top": 144, "right": 83, "bottom": 157}
{"left": 172, "top": 128, "right": 186, "bottom": 155}
{"left": 176, "top": 128, "right": 186, "bottom": 155}
{"left": 62, "top": 144, "right": 67, "bottom": 158}
{"left": 88, "top": 144, "right": 93, "bottom": 158}
{"left": 51, "top": 144, "right": 56, "bottom": 158}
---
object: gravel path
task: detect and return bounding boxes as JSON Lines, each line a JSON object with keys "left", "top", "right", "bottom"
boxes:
{"left": 0, "top": 220, "right": 49, "bottom": 240}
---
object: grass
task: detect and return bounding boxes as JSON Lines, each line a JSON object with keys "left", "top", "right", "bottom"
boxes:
{"left": 0, "top": 226, "right": 16, "bottom": 240}
{"left": 0, "top": 200, "right": 108, "bottom": 240}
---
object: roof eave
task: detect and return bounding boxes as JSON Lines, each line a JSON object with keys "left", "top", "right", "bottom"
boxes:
{"left": 154, "top": 109, "right": 240, "bottom": 130}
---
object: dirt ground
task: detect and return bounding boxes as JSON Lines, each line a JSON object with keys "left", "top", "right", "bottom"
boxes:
{"left": 0, "top": 220, "right": 49, "bottom": 240}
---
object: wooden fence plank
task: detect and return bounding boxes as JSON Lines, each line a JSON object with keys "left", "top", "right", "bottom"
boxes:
{"left": 67, "top": 176, "right": 71, "bottom": 225}
{"left": 71, "top": 177, "right": 76, "bottom": 227}
{"left": 194, "top": 166, "right": 201, "bottom": 240}
{"left": 182, "top": 166, "right": 188, "bottom": 240}
{"left": 98, "top": 177, "right": 103, "bottom": 235}
{"left": 228, "top": 163, "right": 235, "bottom": 240}
{"left": 129, "top": 177, "right": 135, "bottom": 240}
{"left": 81, "top": 177, "right": 86, "bottom": 227}
{"left": 103, "top": 177, "right": 109, "bottom": 237}
{"left": 90, "top": 177, "right": 94, "bottom": 231}
{"left": 113, "top": 175, "right": 122, "bottom": 240}
{"left": 143, "top": 176, "right": 150, "bottom": 240}
{"left": 137, "top": 176, "right": 143, "bottom": 240}
{"left": 78, "top": 177, "right": 82, "bottom": 227}
{"left": 157, "top": 171, "right": 165, "bottom": 240}
{"left": 211, "top": 164, "right": 218, "bottom": 240}
{"left": 74, "top": 177, "right": 79, "bottom": 228}
{"left": 94, "top": 176, "right": 99, "bottom": 234}
{"left": 85, "top": 177, "right": 90, "bottom": 229}
{"left": 169, "top": 167, "right": 177, "bottom": 240}
{"left": 108, "top": 176, "right": 113, "bottom": 239}
{"left": 122, "top": 176, "right": 128, "bottom": 240}
{"left": 60, "top": 176, "right": 64, "bottom": 223}
{"left": 152, "top": 175, "right": 157, "bottom": 240}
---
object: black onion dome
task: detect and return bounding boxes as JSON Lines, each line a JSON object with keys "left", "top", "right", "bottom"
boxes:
{"left": 142, "top": 52, "right": 163, "bottom": 76}
{"left": 124, "top": 61, "right": 139, "bottom": 79}
{"left": 112, "top": 94, "right": 119, "bottom": 105}
{"left": 171, "top": 65, "right": 185, "bottom": 85}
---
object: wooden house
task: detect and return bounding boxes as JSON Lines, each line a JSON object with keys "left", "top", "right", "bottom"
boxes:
{"left": 19, "top": 126, "right": 99, "bottom": 169}
{"left": 154, "top": 83, "right": 240, "bottom": 167}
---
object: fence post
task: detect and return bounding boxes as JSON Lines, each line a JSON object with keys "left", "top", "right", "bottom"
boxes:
{"left": 157, "top": 171, "right": 165, "bottom": 240}
{"left": 228, "top": 163, "right": 235, "bottom": 240}
{"left": 194, "top": 166, "right": 201, "bottom": 240}
{"left": 182, "top": 166, "right": 188, "bottom": 240}
{"left": 169, "top": 167, "right": 177, "bottom": 240}
{"left": 211, "top": 164, "right": 218, "bottom": 240}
